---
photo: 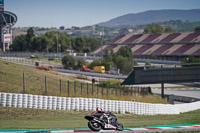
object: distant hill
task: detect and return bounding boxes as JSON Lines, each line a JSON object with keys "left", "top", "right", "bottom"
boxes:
{"left": 98, "top": 9, "right": 200, "bottom": 27}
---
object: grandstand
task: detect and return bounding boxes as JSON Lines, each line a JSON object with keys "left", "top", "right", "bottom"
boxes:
{"left": 92, "top": 32, "right": 200, "bottom": 60}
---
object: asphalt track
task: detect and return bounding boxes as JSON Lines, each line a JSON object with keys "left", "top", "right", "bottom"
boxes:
{"left": 1, "top": 124, "right": 200, "bottom": 133}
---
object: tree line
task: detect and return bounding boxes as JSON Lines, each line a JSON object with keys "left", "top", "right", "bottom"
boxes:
{"left": 11, "top": 28, "right": 103, "bottom": 53}
{"left": 62, "top": 46, "right": 137, "bottom": 75}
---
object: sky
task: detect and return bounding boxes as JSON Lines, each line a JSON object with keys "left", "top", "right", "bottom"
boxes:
{"left": 4, "top": 0, "right": 200, "bottom": 28}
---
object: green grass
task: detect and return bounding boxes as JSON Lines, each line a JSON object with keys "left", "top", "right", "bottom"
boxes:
{"left": 0, "top": 106, "right": 200, "bottom": 129}
{"left": 0, "top": 60, "right": 167, "bottom": 103}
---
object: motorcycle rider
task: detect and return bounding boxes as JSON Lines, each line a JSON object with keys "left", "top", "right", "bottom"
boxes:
{"left": 92, "top": 107, "right": 116, "bottom": 125}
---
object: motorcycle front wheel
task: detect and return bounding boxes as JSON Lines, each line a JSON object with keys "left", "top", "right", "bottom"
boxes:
{"left": 88, "top": 120, "right": 101, "bottom": 131}
{"left": 116, "top": 121, "right": 124, "bottom": 131}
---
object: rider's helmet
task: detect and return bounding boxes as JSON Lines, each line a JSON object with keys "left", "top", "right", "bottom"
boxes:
{"left": 96, "top": 107, "right": 103, "bottom": 112}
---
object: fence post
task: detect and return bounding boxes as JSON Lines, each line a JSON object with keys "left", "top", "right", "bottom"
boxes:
{"left": 107, "top": 85, "right": 108, "bottom": 97}
{"left": 87, "top": 83, "right": 89, "bottom": 96}
{"left": 23, "top": 72, "right": 26, "bottom": 93}
{"left": 101, "top": 85, "right": 103, "bottom": 96}
{"left": 81, "top": 82, "right": 83, "bottom": 95}
{"left": 74, "top": 81, "right": 76, "bottom": 96}
{"left": 120, "top": 86, "right": 122, "bottom": 96}
{"left": 45, "top": 76, "right": 48, "bottom": 95}
{"left": 97, "top": 85, "right": 99, "bottom": 97}
{"left": 116, "top": 88, "right": 118, "bottom": 96}
{"left": 67, "top": 80, "right": 69, "bottom": 97}
{"left": 92, "top": 83, "right": 94, "bottom": 95}
{"left": 60, "top": 79, "right": 62, "bottom": 95}
{"left": 130, "top": 86, "right": 132, "bottom": 96}
{"left": 111, "top": 88, "right": 113, "bottom": 95}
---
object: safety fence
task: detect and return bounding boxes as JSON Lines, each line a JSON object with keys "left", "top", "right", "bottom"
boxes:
{"left": 0, "top": 56, "right": 62, "bottom": 68}
{"left": 1, "top": 92, "right": 200, "bottom": 115}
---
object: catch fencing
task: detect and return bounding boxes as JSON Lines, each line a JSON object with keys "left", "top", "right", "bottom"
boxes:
{"left": 1, "top": 92, "right": 200, "bottom": 115}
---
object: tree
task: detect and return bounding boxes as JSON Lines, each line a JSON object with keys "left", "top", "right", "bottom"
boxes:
{"left": 30, "top": 36, "right": 41, "bottom": 51}
{"left": 26, "top": 28, "right": 35, "bottom": 51}
{"left": 89, "top": 59, "right": 102, "bottom": 69}
{"left": 73, "top": 37, "right": 86, "bottom": 52}
{"left": 194, "top": 26, "right": 200, "bottom": 33}
{"left": 85, "top": 37, "right": 101, "bottom": 52}
{"left": 145, "top": 60, "right": 152, "bottom": 69}
{"left": 117, "top": 46, "right": 133, "bottom": 59}
{"left": 11, "top": 35, "right": 27, "bottom": 51}
{"left": 144, "top": 24, "right": 164, "bottom": 33}
{"left": 164, "top": 27, "right": 175, "bottom": 33}
{"left": 76, "top": 58, "right": 86, "bottom": 70}
{"left": 183, "top": 56, "right": 200, "bottom": 64}
{"left": 61, "top": 55, "right": 76, "bottom": 69}
{"left": 115, "top": 56, "right": 134, "bottom": 75}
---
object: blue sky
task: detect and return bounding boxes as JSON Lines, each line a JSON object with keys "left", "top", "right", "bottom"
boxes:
{"left": 5, "top": 0, "right": 200, "bottom": 28}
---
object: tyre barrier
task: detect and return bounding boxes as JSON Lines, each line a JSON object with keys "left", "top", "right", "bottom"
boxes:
{"left": 0, "top": 92, "right": 200, "bottom": 115}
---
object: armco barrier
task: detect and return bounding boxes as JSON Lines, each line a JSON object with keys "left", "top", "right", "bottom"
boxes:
{"left": 0, "top": 92, "right": 200, "bottom": 115}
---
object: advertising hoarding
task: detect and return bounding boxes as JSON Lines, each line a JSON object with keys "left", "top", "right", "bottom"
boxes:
{"left": 3, "top": 34, "right": 11, "bottom": 43}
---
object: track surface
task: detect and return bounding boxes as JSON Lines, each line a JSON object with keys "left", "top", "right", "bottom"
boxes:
{"left": 1, "top": 124, "right": 200, "bottom": 133}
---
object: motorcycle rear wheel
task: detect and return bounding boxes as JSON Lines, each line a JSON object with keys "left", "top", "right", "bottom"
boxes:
{"left": 88, "top": 120, "right": 101, "bottom": 131}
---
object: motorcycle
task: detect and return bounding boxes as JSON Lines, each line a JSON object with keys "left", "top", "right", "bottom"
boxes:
{"left": 84, "top": 111, "right": 124, "bottom": 132}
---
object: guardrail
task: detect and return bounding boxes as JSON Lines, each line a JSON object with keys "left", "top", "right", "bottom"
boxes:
{"left": 1, "top": 92, "right": 200, "bottom": 115}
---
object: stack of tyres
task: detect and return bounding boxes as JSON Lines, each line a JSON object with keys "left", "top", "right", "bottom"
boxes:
{"left": 61, "top": 97, "right": 66, "bottom": 110}
{"left": 83, "top": 98, "right": 88, "bottom": 111}
{"left": 37, "top": 96, "right": 43, "bottom": 109}
{"left": 57, "top": 97, "right": 62, "bottom": 110}
{"left": 66, "top": 98, "right": 71, "bottom": 110}
{"left": 33, "top": 95, "right": 38, "bottom": 109}
{"left": 22, "top": 94, "right": 28, "bottom": 108}
{"left": 47, "top": 96, "right": 52, "bottom": 110}
{"left": 12, "top": 94, "right": 18, "bottom": 108}
{"left": 52, "top": 97, "right": 57, "bottom": 110}
{"left": 17, "top": 94, "right": 23, "bottom": 108}
{"left": 6, "top": 93, "right": 12, "bottom": 107}
{"left": 27, "top": 94, "right": 33, "bottom": 108}
{"left": 42, "top": 96, "right": 48, "bottom": 109}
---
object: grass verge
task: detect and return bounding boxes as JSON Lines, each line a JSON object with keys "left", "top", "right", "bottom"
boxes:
{"left": 0, "top": 60, "right": 167, "bottom": 103}
{"left": 0, "top": 106, "right": 200, "bottom": 129}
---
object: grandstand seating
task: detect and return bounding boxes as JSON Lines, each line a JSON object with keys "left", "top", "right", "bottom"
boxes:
{"left": 193, "top": 49, "right": 200, "bottom": 56}
{"left": 134, "top": 34, "right": 149, "bottom": 43}
{"left": 183, "top": 44, "right": 200, "bottom": 55}
{"left": 92, "top": 32, "right": 200, "bottom": 57}
{"left": 151, "top": 33, "right": 170, "bottom": 43}
{"left": 159, "top": 33, "right": 181, "bottom": 43}
{"left": 123, "top": 34, "right": 142, "bottom": 43}
{"left": 180, "top": 32, "right": 200, "bottom": 43}
{"left": 134, "top": 44, "right": 154, "bottom": 55}
{"left": 142, "top": 45, "right": 162, "bottom": 55}
{"left": 113, "top": 45, "right": 124, "bottom": 53}
{"left": 100, "top": 44, "right": 117, "bottom": 54}
{"left": 140, "top": 34, "right": 161, "bottom": 43}
{"left": 92, "top": 45, "right": 109, "bottom": 55}
{"left": 110, "top": 35, "right": 125, "bottom": 43}
{"left": 170, "top": 32, "right": 190, "bottom": 43}
{"left": 192, "top": 35, "right": 200, "bottom": 43}
{"left": 127, "top": 44, "right": 135, "bottom": 49}
{"left": 152, "top": 44, "right": 173, "bottom": 55}
{"left": 162, "top": 44, "right": 183, "bottom": 55}
{"left": 172, "top": 44, "right": 194, "bottom": 55}
{"left": 131, "top": 45, "right": 143, "bottom": 53}
{"left": 116, "top": 34, "right": 134, "bottom": 43}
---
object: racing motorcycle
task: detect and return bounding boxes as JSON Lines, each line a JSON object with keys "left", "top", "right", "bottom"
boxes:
{"left": 84, "top": 111, "right": 123, "bottom": 132}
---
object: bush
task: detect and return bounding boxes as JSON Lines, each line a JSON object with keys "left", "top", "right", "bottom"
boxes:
{"left": 98, "top": 80, "right": 121, "bottom": 88}
{"left": 62, "top": 55, "right": 86, "bottom": 70}
{"left": 62, "top": 55, "right": 77, "bottom": 69}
